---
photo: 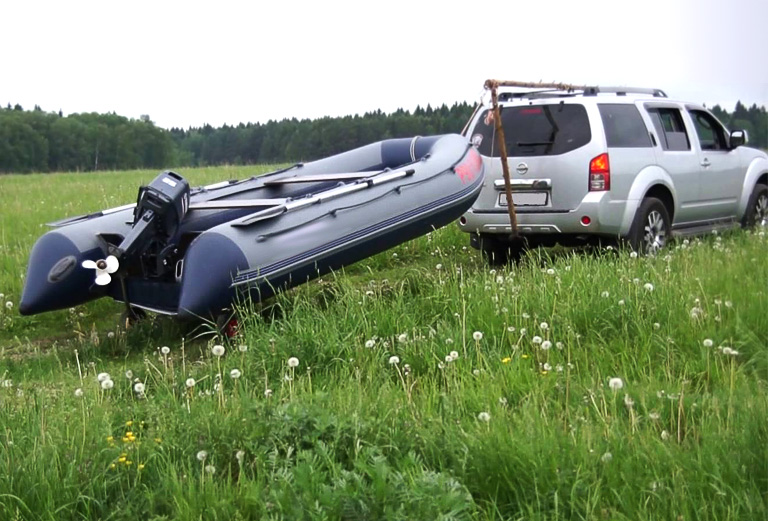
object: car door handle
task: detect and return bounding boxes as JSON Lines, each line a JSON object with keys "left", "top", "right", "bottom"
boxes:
{"left": 700, "top": 158, "right": 711, "bottom": 167}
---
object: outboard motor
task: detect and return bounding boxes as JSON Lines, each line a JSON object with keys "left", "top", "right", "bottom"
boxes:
{"left": 113, "top": 171, "right": 190, "bottom": 277}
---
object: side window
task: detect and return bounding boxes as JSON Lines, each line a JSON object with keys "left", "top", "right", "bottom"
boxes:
{"left": 689, "top": 110, "right": 728, "bottom": 151}
{"left": 598, "top": 104, "right": 652, "bottom": 148}
{"left": 646, "top": 108, "right": 690, "bottom": 151}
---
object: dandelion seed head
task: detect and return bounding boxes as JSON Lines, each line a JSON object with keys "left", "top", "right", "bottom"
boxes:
{"left": 649, "top": 412, "right": 660, "bottom": 420}
{"left": 5, "top": 301, "right": 12, "bottom": 310}
{"left": 125, "top": 370, "right": 133, "bottom": 379}
{"left": 477, "top": 411, "right": 491, "bottom": 422}
{"left": 237, "top": 344, "right": 248, "bottom": 353}
{"left": 644, "top": 283, "right": 654, "bottom": 292}
{"left": 601, "top": 291, "right": 610, "bottom": 298}
{"left": 365, "top": 339, "right": 375, "bottom": 348}
{"left": 507, "top": 326, "right": 515, "bottom": 333}
{"left": 473, "top": 331, "right": 483, "bottom": 341}
{"left": 661, "top": 430, "right": 670, "bottom": 440}
{"left": 703, "top": 338, "right": 713, "bottom": 348}
{"left": 287, "top": 357, "right": 299, "bottom": 368}
{"left": 629, "top": 251, "right": 638, "bottom": 258}
{"left": 541, "top": 340, "right": 552, "bottom": 350}
{"left": 532, "top": 335, "right": 543, "bottom": 345}
{"left": 101, "top": 379, "right": 114, "bottom": 390}
{"left": 449, "top": 350, "right": 459, "bottom": 361}
{"left": 235, "top": 450, "right": 245, "bottom": 463}
{"left": 653, "top": 322, "right": 661, "bottom": 330}
{"left": 74, "top": 388, "right": 83, "bottom": 397}
{"left": 107, "top": 331, "right": 115, "bottom": 339}
{"left": 211, "top": 345, "right": 225, "bottom": 357}
{"left": 185, "top": 378, "right": 196, "bottom": 388}
{"left": 543, "top": 362, "right": 552, "bottom": 371}
{"left": 397, "top": 333, "right": 408, "bottom": 344}
{"left": 546, "top": 268, "right": 555, "bottom": 276}
{"left": 97, "top": 372, "right": 110, "bottom": 382}
{"left": 160, "top": 346, "right": 170, "bottom": 355}
{"left": 601, "top": 452, "right": 613, "bottom": 463}
{"left": 264, "top": 389, "right": 273, "bottom": 398}
{"left": 608, "top": 377, "right": 624, "bottom": 391}
{"left": 623, "top": 394, "right": 634, "bottom": 408}
{"left": 205, "top": 464, "right": 216, "bottom": 474}
{"left": 230, "top": 369, "right": 242, "bottom": 379}
{"left": 196, "top": 450, "right": 208, "bottom": 461}
{"left": 539, "top": 322, "right": 549, "bottom": 330}
{"left": 388, "top": 355, "right": 400, "bottom": 365}
{"left": 556, "top": 341, "right": 564, "bottom": 350}
{"left": 134, "top": 382, "right": 145, "bottom": 394}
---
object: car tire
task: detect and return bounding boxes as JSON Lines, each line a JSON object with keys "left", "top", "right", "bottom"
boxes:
{"left": 626, "top": 197, "right": 671, "bottom": 255}
{"left": 741, "top": 183, "right": 768, "bottom": 229}
{"left": 477, "top": 236, "right": 524, "bottom": 265}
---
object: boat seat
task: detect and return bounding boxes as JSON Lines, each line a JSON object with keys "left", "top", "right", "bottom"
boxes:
{"left": 189, "top": 198, "right": 288, "bottom": 210}
{"left": 263, "top": 172, "right": 378, "bottom": 186}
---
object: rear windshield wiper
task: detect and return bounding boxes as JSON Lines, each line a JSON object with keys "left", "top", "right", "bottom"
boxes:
{"left": 516, "top": 141, "right": 554, "bottom": 146}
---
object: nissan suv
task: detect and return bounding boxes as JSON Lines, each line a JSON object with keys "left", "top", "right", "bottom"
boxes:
{"left": 459, "top": 85, "right": 768, "bottom": 261}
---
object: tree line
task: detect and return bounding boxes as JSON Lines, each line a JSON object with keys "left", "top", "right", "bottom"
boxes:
{"left": 1, "top": 101, "right": 765, "bottom": 174}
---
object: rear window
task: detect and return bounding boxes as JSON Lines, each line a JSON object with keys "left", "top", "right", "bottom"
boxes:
{"left": 471, "top": 104, "right": 591, "bottom": 157}
{"left": 598, "top": 104, "right": 652, "bottom": 148}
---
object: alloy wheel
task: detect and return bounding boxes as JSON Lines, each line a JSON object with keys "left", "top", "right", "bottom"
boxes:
{"left": 754, "top": 193, "right": 768, "bottom": 228}
{"left": 643, "top": 210, "right": 667, "bottom": 254}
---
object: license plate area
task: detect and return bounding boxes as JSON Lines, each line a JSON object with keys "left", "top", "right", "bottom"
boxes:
{"left": 499, "top": 192, "right": 548, "bottom": 207}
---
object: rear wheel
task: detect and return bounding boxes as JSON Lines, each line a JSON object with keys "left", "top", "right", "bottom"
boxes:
{"left": 741, "top": 183, "right": 768, "bottom": 229}
{"left": 476, "top": 235, "right": 524, "bottom": 265}
{"left": 626, "top": 197, "right": 671, "bottom": 255}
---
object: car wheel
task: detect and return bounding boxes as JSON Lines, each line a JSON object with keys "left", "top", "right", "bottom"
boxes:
{"left": 477, "top": 236, "right": 524, "bottom": 266}
{"left": 627, "top": 197, "right": 670, "bottom": 255}
{"left": 741, "top": 183, "right": 768, "bottom": 229}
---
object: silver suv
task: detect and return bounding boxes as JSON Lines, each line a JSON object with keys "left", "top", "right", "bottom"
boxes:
{"left": 459, "top": 85, "right": 768, "bottom": 261}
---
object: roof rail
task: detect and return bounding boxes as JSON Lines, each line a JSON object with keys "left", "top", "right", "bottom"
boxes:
{"left": 486, "top": 80, "right": 667, "bottom": 101}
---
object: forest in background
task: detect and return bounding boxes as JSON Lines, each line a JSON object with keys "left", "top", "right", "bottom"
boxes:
{"left": 0, "top": 100, "right": 765, "bottom": 174}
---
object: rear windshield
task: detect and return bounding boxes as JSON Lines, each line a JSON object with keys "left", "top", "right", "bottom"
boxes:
{"left": 471, "top": 104, "right": 591, "bottom": 157}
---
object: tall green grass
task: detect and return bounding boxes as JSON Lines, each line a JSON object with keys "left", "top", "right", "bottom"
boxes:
{"left": 0, "top": 169, "right": 766, "bottom": 520}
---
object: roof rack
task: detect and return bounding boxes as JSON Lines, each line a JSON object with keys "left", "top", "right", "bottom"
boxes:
{"left": 489, "top": 80, "right": 667, "bottom": 101}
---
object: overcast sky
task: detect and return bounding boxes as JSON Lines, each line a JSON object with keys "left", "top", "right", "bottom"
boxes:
{"left": 3, "top": 0, "right": 766, "bottom": 129}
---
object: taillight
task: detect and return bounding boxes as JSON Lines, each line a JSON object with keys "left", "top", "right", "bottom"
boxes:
{"left": 589, "top": 153, "right": 610, "bottom": 191}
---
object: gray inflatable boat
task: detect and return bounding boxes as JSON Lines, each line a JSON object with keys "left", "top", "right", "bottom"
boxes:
{"left": 20, "top": 134, "right": 484, "bottom": 320}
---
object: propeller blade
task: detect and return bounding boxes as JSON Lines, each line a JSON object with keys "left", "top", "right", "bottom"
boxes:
{"left": 105, "top": 255, "right": 119, "bottom": 273}
{"left": 95, "top": 273, "right": 112, "bottom": 286}
{"left": 82, "top": 260, "right": 97, "bottom": 270}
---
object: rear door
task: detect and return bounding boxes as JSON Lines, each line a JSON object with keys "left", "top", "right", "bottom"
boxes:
{"left": 686, "top": 109, "right": 742, "bottom": 219}
{"left": 469, "top": 102, "right": 596, "bottom": 212}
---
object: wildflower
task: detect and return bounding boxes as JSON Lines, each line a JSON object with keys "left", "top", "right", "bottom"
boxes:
{"left": 445, "top": 355, "right": 453, "bottom": 363}
{"left": 477, "top": 411, "right": 491, "bottom": 422}
{"left": 623, "top": 394, "right": 635, "bottom": 408}
{"left": 287, "top": 357, "right": 299, "bottom": 368}
{"left": 472, "top": 369, "right": 480, "bottom": 376}
{"left": 107, "top": 331, "right": 115, "bottom": 339}
{"left": 196, "top": 450, "right": 208, "bottom": 462}
{"left": 402, "top": 364, "right": 411, "bottom": 376}
{"left": 543, "top": 362, "right": 552, "bottom": 371}
{"left": 703, "top": 339, "right": 713, "bottom": 348}
{"left": 506, "top": 326, "right": 515, "bottom": 333}
{"left": 264, "top": 389, "right": 273, "bottom": 398}
{"left": 556, "top": 364, "right": 564, "bottom": 372}
{"left": 211, "top": 345, "right": 225, "bottom": 357}
{"left": 97, "top": 372, "right": 111, "bottom": 382}
{"left": 238, "top": 344, "right": 248, "bottom": 353}
{"left": 556, "top": 342, "right": 564, "bottom": 350}
{"left": 541, "top": 340, "right": 552, "bottom": 350}
{"left": 5, "top": 301, "right": 12, "bottom": 310}
{"left": 185, "top": 378, "right": 196, "bottom": 388}
{"left": 501, "top": 357, "right": 512, "bottom": 364}
{"left": 661, "top": 430, "right": 670, "bottom": 441}
{"left": 101, "top": 379, "right": 114, "bottom": 390}
{"left": 436, "top": 263, "right": 442, "bottom": 270}
{"left": 653, "top": 322, "right": 661, "bottom": 330}
{"left": 160, "top": 346, "right": 170, "bottom": 355}
{"left": 437, "top": 362, "right": 445, "bottom": 370}
{"left": 388, "top": 355, "right": 400, "bottom": 365}
{"left": 365, "top": 339, "right": 375, "bottom": 348}
{"left": 449, "top": 350, "right": 459, "bottom": 361}
{"left": 649, "top": 412, "right": 660, "bottom": 420}
{"left": 230, "top": 368, "right": 242, "bottom": 379}
{"left": 644, "top": 283, "right": 654, "bottom": 292}
{"left": 532, "top": 335, "right": 542, "bottom": 345}
{"left": 601, "top": 291, "right": 610, "bottom": 298}
{"left": 499, "top": 397, "right": 508, "bottom": 406}
{"left": 235, "top": 450, "right": 245, "bottom": 463}
{"left": 629, "top": 251, "right": 638, "bottom": 258}
{"left": 608, "top": 377, "right": 624, "bottom": 391}
{"left": 721, "top": 347, "right": 739, "bottom": 356}
{"left": 397, "top": 333, "right": 407, "bottom": 343}
{"left": 725, "top": 300, "right": 732, "bottom": 308}
{"left": 473, "top": 331, "right": 483, "bottom": 341}
{"left": 133, "top": 382, "right": 145, "bottom": 394}
{"left": 137, "top": 463, "right": 145, "bottom": 471}
{"left": 601, "top": 452, "right": 613, "bottom": 463}
{"left": 205, "top": 465, "right": 216, "bottom": 474}
{"left": 539, "top": 322, "right": 549, "bottom": 330}
{"left": 618, "top": 300, "right": 625, "bottom": 306}
{"left": 546, "top": 268, "right": 555, "bottom": 275}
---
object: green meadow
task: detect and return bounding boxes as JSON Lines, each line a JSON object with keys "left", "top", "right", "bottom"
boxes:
{"left": 0, "top": 167, "right": 766, "bottom": 520}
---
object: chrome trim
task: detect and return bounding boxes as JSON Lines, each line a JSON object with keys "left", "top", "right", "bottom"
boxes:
{"left": 493, "top": 179, "right": 551, "bottom": 190}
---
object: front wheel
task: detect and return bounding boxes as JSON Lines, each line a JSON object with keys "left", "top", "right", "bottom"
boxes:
{"left": 625, "top": 197, "right": 671, "bottom": 255}
{"left": 741, "top": 183, "right": 768, "bottom": 229}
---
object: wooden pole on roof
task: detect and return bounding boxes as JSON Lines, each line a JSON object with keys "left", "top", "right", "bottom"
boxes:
{"left": 484, "top": 79, "right": 518, "bottom": 236}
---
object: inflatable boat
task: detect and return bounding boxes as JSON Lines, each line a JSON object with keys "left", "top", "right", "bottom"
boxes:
{"left": 20, "top": 134, "right": 483, "bottom": 320}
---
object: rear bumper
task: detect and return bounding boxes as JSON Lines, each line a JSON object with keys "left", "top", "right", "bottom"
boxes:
{"left": 459, "top": 192, "right": 628, "bottom": 236}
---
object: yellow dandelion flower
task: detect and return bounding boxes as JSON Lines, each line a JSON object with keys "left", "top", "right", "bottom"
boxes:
{"left": 522, "top": 354, "right": 530, "bottom": 359}
{"left": 138, "top": 463, "right": 145, "bottom": 471}
{"left": 110, "top": 463, "right": 116, "bottom": 469}
{"left": 126, "top": 421, "right": 133, "bottom": 427}
{"left": 106, "top": 436, "right": 114, "bottom": 443}
{"left": 540, "top": 370, "right": 549, "bottom": 376}
{"left": 125, "top": 460, "right": 133, "bottom": 466}
{"left": 122, "top": 437, "right": 130, "bottom": 443}
{"left": 118, "top": 456, "right": 126, "bottom": 463}
{"left": 154, "top": 437, "right": 162, "bottom": 444}
{"left": 501, "top": 357, "right": 512, "bottom": 364}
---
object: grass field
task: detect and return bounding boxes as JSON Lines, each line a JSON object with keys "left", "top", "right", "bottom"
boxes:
{"left": 0, "top": 167, "right": 767, "bottom": 520}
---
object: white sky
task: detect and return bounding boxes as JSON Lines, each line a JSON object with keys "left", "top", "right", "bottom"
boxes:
{"left": 3, "top": 0, "right": 767, "bottom": 129}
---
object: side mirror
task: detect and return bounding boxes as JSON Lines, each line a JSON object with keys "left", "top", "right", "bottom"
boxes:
{"left": 730, "top": 129, "right": 748, "bottom": 148}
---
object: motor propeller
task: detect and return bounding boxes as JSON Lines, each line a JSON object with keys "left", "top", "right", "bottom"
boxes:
{"left": 82, "top": 255, "right": 120, "bottom": 286}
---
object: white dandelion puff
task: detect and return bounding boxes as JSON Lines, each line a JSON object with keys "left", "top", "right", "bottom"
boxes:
{"left": 539, "top": 322, "right": 549, "bottom": 331}
{"left": 661, "top": 430, "right": 670, "bottom": 441}
{"left": 477, "top": 411, "right": 491, "bottom": 422}
{"left": 449, "top": 350, "right": 459, "bottom": 361}
{"left": 601, "top": 452, "right": 613, "bottom": 463}
{"left": 5, "top": 301, "right": 13, "bottom": 310}
{"left": 472, "top": 331, "right": 483, "bottom": 341}
{"left": 608, "top": 377, "right": 624, "bottom": 391}
{"left": 101, "top": 378, "right": 114, "bottom": 390}
{"left": 601, "top": 291, "right": 610, "bottom": 298}
{"left": 74, "top": 388, "right": 84, "bottom": 397}
{"left": 264, "top": 389, "right": 273, "bottom": 398}
{"left": 397, "top": 333, "right": 407, "bottom": 344}
{"left": 703, "top": 339, "right": 713, "bottom": 348}
{"left": 211, "top": 345, "right": 225, "bottom": 357}
{"left": 541, "top": 340, "right": 552, "bottom": 351}
{"left": 623, "top": 394, "right": 635, "bottom": 408}
{"left": 532, "top": 335, "right": 543, "bottom": 345}
{"left": 653, "top": 322, "right": 661, "bottom": 330}
{"left": 134, "top": 382, "right": 146, "bottom": 394}
{"left": 97, "top": 372, "right": 111, "bottom": 382}
{"left": 644, "top": 283, "right": 654, "bottom": 292}
{"left": 196, "top": 450, "right": 208, "bottom": 461}
{"left": 185, "top": 378, "right": 196, "bottom": 388}
{"left": 235, "top": 450, "right": 245, "bottom": 463}
{"left": 125, "top": 370, "right": 133, "bottom": 379}
{"left": 287, "top": 357, "right": 299, "bottom": 368}
{"left": 238, "top": 344, "right": 248, "bottom": 353}
{"left": 230, "top": 369, "right": 242, "bottom": 379}
{"left": 365, "top": 339, "right": 375, "bottom": 348}
{"left": 388, "top": 355, "right": 400, "bottom": 365}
